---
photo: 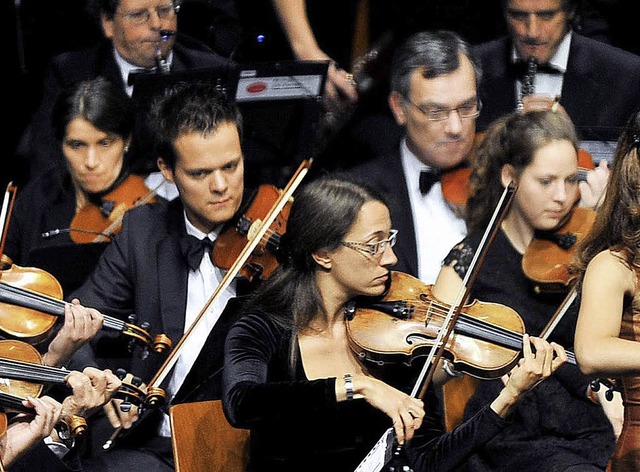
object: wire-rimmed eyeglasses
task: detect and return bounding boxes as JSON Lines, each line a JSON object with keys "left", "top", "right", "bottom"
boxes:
{"left": 117, "top": 2, "right": 179, "bottom": 25}
{"left": 341, "top": 229, "right": 398, "bottom": 258}
{"left": 405, "top": 98, "right": 482, "bottom": 122}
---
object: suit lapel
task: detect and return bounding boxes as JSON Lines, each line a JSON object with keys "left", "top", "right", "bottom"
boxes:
{"left": 157, "top": 202, "right": 190, "bottom": 344}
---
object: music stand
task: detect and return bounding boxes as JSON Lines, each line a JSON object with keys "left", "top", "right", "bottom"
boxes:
{"left": 576, "top": 126, "right": 623, "bottom": 165}
{"left": 233, "top": 60, "right": 329, "bottom": 188}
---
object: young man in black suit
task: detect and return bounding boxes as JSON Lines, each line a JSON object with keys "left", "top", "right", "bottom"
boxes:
{"left": 67, "top": 82, "right": 249, "bottom": 470}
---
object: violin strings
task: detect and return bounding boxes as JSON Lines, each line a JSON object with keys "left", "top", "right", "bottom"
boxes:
{"left": 0, "top": 357, "right": 67, "bottom": 383}
{"left": 0, "top": 281, "right": 126, "bottom": 332}
{"left": 408, "top": 301, "right": 576, "bottom": 364}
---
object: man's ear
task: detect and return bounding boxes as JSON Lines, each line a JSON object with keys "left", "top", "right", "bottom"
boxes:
{"left": 389, "top": 92, "right": 408, "bottom": 126}
{"left": 101, "top": 15, "right": 114, "bottom": 39}
{"left": 311, "top": 249, "right": 332, "bottom": 270}
{"left": 157, "top": 158, "right": 175, "bottom": 183}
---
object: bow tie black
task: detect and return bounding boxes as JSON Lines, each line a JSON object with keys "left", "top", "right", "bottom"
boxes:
{"left": 419, "top": 169, "right": 441, "bottom": 195}
{"left": 179, "top": 235, "right": 214, "bottom": 271}
{"left": 511, "top": 60, "right": 562, "bottom": 76}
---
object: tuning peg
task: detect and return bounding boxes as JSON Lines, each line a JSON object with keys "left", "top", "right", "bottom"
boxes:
{"left": 606, "top": 387, "right": 614, "bottom": 402}
{"left": 119, "top": 401, "right": 132, "bottom": 413}
{"left": 116, "top": 368, "right": 127, "bottom": 379}
{"left": 132, "top": 376, "right": 143, "bottom": 387}
{"left": 128, "top": 313, "right": 138, "bottom": 324}
{"left": 140, "top": 321, "right": 151, "bottom": 331}
{"left": 589, "top": 380, "right": 601, "bottom": 392}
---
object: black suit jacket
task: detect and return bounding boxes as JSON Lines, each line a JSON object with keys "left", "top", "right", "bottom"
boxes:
{"left": 342, "top": 144, "right": 419, "bottom": 278}
{"left": 18, "top": 37, "right": 234, "bottom": 176}
{"left": 474, "top": 33, "right": 640, "bottom": 140}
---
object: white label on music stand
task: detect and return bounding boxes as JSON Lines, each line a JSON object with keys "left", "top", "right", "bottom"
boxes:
{"left": 354, "top": 427, "right": 395, "bottom": 472}
{"left": 235, "top": 75, "right": 323, "bottom": 101}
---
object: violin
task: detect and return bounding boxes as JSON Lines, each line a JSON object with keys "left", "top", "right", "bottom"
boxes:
{"left": 345, "top": 271, "right": 578, "bottom": 379}
{"left": 0, "top": 255, "right": 171, "bottom": 354}
{"left": 0, "top": 339, "right": 165, "bottom": 424}
{"left": 69, "top": 174, "right": 160, "bottom": 244}
{"left": 212, "top": 184, "right": 292, "bottom": 282}
{"left": 521, "top": 206, "right": 596, "bottom": 295}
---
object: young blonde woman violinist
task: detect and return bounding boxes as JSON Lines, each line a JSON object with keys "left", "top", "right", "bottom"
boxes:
{"left": 222, "top": 175, "right": 566, "bottom": 472}
{"left": 432, "top": 109, "right": 617, "bottom": 471}
{"left": 573, "top": 109, "right": 640, "bottom": 472}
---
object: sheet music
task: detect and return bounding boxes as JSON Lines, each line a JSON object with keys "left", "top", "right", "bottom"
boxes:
{"left": 354, "top": 427, "right": 395, "bottom": 472}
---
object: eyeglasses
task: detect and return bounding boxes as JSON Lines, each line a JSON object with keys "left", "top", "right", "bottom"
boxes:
{"left": 341, "top": 229, "right": 398, "bottom": 258}
{"left": 405, "top": 98, "right": 482, "bottom": 122}
{"left": 117, "top": 3, "right": 179, "bottom": 25}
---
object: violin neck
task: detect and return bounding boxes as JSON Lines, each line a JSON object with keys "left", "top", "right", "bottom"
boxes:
{"left": 0, "top": 357, "right": 68, "bottom": 385}
{"left": 0, "top": 281, "right": 127, "bottom": 333}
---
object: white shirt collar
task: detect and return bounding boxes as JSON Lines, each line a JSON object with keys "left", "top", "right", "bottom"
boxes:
{"left": 400, "top": 137, "right": 437, "bottom": 195}
{"left": 113, "top": 47, "right": 174, "bottom": 96}
{"left": 183, "top": 210, "right": 220, "bottom": 242}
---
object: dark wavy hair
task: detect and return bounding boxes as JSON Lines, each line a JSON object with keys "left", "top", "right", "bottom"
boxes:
{"left": 243, "top": 175, "right": 388, "bottom": 367}
{"left": 148, "top": 81, "right": 242, "bottom": 169}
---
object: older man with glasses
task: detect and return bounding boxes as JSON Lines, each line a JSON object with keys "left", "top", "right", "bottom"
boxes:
{"left": 344, "top": 30, "right": 482, "bottom": 286}
{"left": 17, "top": 0, "right": 234, "bottom": 179}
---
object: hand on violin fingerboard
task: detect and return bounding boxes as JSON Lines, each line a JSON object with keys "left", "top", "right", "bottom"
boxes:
{"left": 492, "top": 335, "right": 567, "bottom": 418}
{"left": 62, "top": 368, "right": 122, "bottom": 419}
{"left": 0, "top": 396, "right": 62, "bottom": 468}
{"left": 44, "top": 299, "right": 104, "bottom": 368}
{"left": 102, "top": 370, "right": 142, "bottom": 430}
{"left": 578, "top": 160, "right": 610, "bottom": 210}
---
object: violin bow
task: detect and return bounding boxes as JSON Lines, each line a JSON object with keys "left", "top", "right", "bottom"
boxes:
{"left": 103, "top": 158, "right": 314, "bottom": 450}
{"left": 413, "top": 181, "right": 517, "bottom": 399}
{"left": 355, "top": 181, "right": 518, "bottom": 472}
{"left": 0, "top": 182, "right": 18, "bottom": 263}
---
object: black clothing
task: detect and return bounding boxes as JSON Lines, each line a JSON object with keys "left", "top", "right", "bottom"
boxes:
{"left": 444, "top": 230, "right": 616, "bottom": 471}
{"left": 223, "top": 311, "right": 511, "bottom": 472}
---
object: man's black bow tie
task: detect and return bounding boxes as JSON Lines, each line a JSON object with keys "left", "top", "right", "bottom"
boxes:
{"left": 419, "top": 169, "right": 441, "bottom": 195}
{"left": 511, "top": 60, "right": 562, "bottom": 76}
{"left": 180, "top": 235, "right": 214, "bottom": 271}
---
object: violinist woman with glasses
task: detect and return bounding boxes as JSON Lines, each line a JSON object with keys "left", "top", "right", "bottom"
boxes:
{"left": 222, "top": 175, "right": 565, "bottom": 472}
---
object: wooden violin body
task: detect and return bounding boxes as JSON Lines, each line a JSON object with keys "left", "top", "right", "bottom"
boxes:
{"left": 212, "top": 184, "right": 291, "bottom": 282}
{"left": 522, "top": 207, "right": 595, "bottom": 294}
{"left": 70, "top": 174, "right": 158, "bottom": 243}
{"left": 0, "top": 255, "right": 171, "bottom": 354}
{"left": 346, "top": 271, "right": 526, "bottom": 379}
{"left": 0, "top": 255, "right": 61, "bottom": 344}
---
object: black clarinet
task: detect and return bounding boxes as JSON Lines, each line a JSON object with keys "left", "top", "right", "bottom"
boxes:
{"left": 518, "top": 56, "right": 538, "bottom": 109}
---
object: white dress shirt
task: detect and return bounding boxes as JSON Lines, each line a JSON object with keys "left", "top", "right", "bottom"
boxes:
{"left": 158, "top": 212, "right": 236, "bottom": 437}
{"left": 400, "top": 140, "right": 467, "bottom": 285}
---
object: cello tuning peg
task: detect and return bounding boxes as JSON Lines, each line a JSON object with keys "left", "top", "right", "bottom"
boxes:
{"left": 116, "top": 368, "right": 127, "bottom": 379}
{"left": 132, "top": 376, "right": 143, "bottom": 387}
{"left": 128, "top": 314, "right": 138, "bottom": 324}
{"left": 140, "top": 321, "right": 151, "bottom": 330}
{"left": 589, "top": 380, "right": 601, "bottom": 392}
{"left": 119, "top": 401, "right": 132, "bottom": 413}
